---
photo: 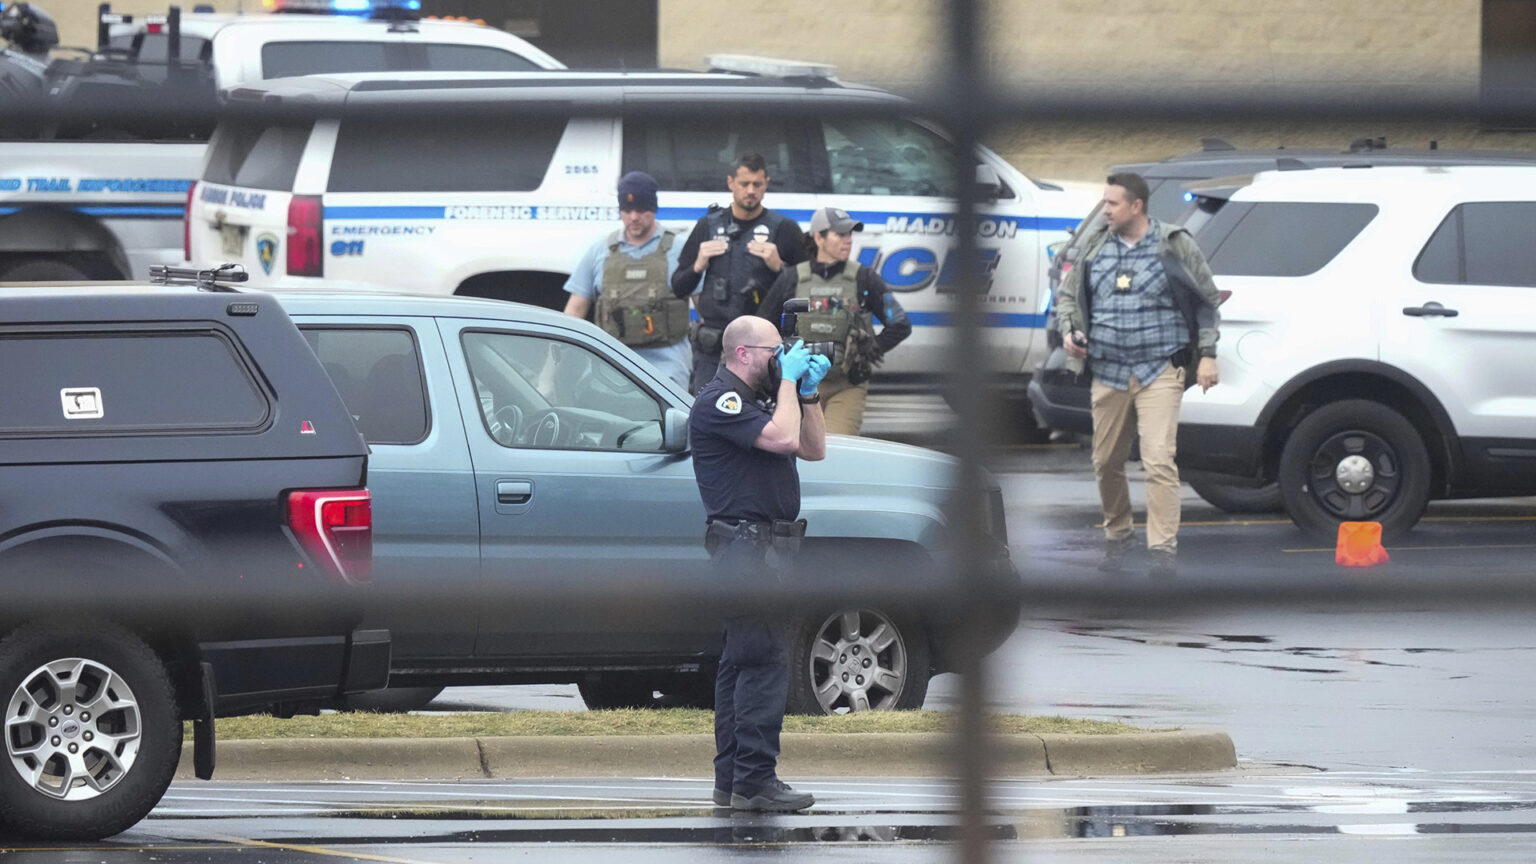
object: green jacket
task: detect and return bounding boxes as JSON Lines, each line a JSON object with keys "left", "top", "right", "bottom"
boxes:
{"left": 1053, "top": 221, "right": 1222, "bottom": 377}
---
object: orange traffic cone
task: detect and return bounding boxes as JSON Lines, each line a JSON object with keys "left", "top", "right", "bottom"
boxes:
{"left": 1336, "top": 521, "right": 1389, "bottom": 567}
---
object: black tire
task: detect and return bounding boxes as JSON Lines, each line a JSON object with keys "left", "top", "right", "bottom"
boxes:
{"left": 0, "top": 258, "right": 91, "bottom": 282}
{"left": 656, "top": 671, "right": 715, "bottom": 710}
{"left": 0, "top": 621, "right": 181, "bottom": 841}
{"left": 577, "top": 674, "right": 657, "bottom": 710}
{"left": 786, "top": 608, "right": 930, "bottom": 715}
{"left": 1278, "top": 399, "right": 1431, "bottom": 541}
{"left": 1189, "top": 477, "right": 1284, "bottom": 514}
{"left": 338, "top": 686, "right": 445, "bottom": 714}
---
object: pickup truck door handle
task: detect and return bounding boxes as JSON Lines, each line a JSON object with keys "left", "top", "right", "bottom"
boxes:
{"left": 496, "top": 480, "right": 533, "bottom": 505}
{"left": 1402, "top": 302, "right": 1459, "bottom": 318}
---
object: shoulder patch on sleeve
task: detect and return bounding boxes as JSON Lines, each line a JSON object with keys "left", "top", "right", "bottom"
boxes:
{"left": 715, "top": 392, "right": 743, "bottom": 415}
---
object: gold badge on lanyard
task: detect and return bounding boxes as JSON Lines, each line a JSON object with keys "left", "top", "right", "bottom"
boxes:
{"left": 1115, "top": 271, "right": 1133, "bottom": 292}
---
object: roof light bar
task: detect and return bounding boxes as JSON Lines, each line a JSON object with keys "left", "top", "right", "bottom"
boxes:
{"left": 705, "top": 54, "right": 836, "bottom": 79}
{"left": 262, "top": 0, "right": 420, "bottom": 15}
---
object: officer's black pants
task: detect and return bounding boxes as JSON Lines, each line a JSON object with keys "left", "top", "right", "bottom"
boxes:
{"left": 708, "top": 534, "right": 789, "bottom": 796}
{"left": 690, "top": 349, "right": 722, "bottom": 396}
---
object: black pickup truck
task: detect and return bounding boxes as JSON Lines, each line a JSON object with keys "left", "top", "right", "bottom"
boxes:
{"left": 0, "top": 273, "right": 388, "bottom": 840}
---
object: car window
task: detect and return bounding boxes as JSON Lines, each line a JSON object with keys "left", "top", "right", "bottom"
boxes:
{"left": 623, "top": 117, "right": 817, "bottom": 193}
{"left": 1416, "top": 202, "right": 1536, "bottom": 288}
{"left": 301, "top": 327, "right": 429, "bottom": 445}
{"left": 328, "top": 116, "right": 565, "bottom": 193}
{"left": 111, "top": 32, "right": 211, "bottom": 65}
{"left": 461, "top": 332, "right": 665, "bottom": 452}
{"left": 1198, "top": 201, "right": 1378, "bottom": 277}
{"left": 202, "top": 120, "right": 311, "bottom": 190}
{"left": 1146, "top": 178, "right": 1200, "bottom": 223}
{"left": 0, "top": 329, "right": 266, "bottom": 435}
{"left": 1413, "top": 206, "right": 1465, "bottom": 284}
{"left": 261, "top": 42, "right": 541, "bottom": 78}
{"left": 819, "top": 117, "right": 960, "bottom": 198}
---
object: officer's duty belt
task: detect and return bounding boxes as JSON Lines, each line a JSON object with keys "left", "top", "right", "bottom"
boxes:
{"left": 707, "top": 518, "right": 807, "bottom": 552}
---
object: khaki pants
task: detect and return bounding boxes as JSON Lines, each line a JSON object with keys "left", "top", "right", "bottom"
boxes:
{"left": 817, "top": 376, "right": 868, "bottom": 436}
{"left": 1090, "top": 364, "right": 1184, "bottom": 552}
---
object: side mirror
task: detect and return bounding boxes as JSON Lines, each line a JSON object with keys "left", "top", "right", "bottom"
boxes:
{"left": 662, "top": 407, "right": 690, "bottom": 454}
{"left": 974, "top": 163, "right": 1003, "bottom": 204}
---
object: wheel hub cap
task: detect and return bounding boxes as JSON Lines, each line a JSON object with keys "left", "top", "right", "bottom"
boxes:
{"left": 5, "top": 657, "right": 143, "bottom": 801}
{"left": 1335, "top": 454, "right": 1376, "bottom": 494}
{"left": 810, "top": 609, "right": 908, "bottom": 714}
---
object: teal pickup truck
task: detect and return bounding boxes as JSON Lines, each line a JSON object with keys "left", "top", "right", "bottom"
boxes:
{"left": 275, "top": 290, "right": 1018, "bottom": 716}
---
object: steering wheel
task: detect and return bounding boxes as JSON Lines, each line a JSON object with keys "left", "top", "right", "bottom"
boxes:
{"left": 615, "top": 422, "right": 654, "bottom": 450}
{"left": 530, "top": 410, "right": 562, "bottom": 448}
{"left": 488, "top": 404, "right": 523, "bottom": 446}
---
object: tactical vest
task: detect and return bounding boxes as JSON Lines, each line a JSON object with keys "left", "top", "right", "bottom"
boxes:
{"left": 595, "top": 230, "right": 688, "bottom": 348}
{"left": 793, "top": 260, "right": 876, "bottom": 378}
{"left": 695, "top": 207, "right": 786, "bottom": 328}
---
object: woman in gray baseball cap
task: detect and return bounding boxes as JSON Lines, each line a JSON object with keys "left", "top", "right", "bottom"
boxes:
{"left": 755, "top": 207, "right": 911, "bottom": 435}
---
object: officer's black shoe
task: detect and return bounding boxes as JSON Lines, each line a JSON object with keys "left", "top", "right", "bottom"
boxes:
{"left": 1098, "top": 534, "right": 1136, "bottom": 573}
{"left": 731, "top": 779, "right": 815, "bottom": 812}
{"left": 1149, "top": 548, "right": 1177, "bottom": 579}
{"left": 712, "top": 788, "right": 732, "bottom": 807}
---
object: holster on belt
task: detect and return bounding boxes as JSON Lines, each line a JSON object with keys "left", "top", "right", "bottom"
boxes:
{"left": 690, "top": 321, "right": 724, "bottom": 355}
{"left": 706, "top": 518, "right": 807, "bottom": 554}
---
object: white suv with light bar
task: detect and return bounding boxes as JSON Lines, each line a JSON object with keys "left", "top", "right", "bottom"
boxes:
{"left": 100, "top": 0, "right": 562, "bottom": 91}
{"left": 1176, "top": 165, "right": 1536, "bottom": 538}
{"left": 0, "top": 1, "right": 561, "bottom": 284}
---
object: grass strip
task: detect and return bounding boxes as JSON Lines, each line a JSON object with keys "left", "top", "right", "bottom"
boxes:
{"left": 205, "top": 710, "right": 1150, "bottom": 740}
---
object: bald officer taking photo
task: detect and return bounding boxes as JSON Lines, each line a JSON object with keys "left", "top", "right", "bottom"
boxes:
{"left": 691, "top": 316, "right": 830, "bottom": 812}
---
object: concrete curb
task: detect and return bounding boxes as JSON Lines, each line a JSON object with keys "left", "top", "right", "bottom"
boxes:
{"left": 176, "top": 730, "right": 1235, "bottom": 782}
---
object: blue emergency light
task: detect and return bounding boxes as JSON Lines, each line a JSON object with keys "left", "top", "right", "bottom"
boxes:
{"left": 265, "top": 0, "right": 420, "bottom": 15}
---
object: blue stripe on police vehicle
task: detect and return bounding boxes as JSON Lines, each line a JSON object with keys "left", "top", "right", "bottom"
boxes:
{"left": 321, "top": 205, "right": 1072, "bottom": 330}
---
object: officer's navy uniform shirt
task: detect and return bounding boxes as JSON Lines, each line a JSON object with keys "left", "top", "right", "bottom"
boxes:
{"left": 690, "top": 369, "right": 800, "bottom": 523}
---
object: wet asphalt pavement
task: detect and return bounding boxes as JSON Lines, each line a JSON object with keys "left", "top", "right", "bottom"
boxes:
{"left": 11, "top": 441, "right": 1536, "bottom": 861}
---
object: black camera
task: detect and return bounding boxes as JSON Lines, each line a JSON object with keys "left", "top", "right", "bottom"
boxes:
{"left": 778, "top": 298, "right": 838, "bottom": 357}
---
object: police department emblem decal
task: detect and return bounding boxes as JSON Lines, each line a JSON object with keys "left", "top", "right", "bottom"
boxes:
{"left": 715, "top": 392, "right": 742, "bottom": 415}
{"left": 256, "top": 233, "right": 279, "bottom": 275}
{"left": 752, "top": 224, "right": 772, "bottom": 243}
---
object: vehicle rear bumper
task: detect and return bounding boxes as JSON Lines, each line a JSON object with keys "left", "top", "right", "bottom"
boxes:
{"left": 201, "top": 628, "right": 391, "bottom": 715}
{"left": 1027, "top": 364, "right": 1091, "bottom": 434}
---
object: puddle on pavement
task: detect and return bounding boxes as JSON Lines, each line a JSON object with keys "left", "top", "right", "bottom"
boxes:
{"left": 1036, "top": 802, "right": 1536, "bottom": 839}
{"left": 241, "top": 821, "right": 1021, "bottom": 845}
{"left": 1049, "top": 619, "right": 1448, "bottom": 672}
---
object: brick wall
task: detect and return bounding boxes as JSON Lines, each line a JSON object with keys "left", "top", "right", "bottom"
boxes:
{"left": 661, "top": 0, "right": 1536, "bottom": 180}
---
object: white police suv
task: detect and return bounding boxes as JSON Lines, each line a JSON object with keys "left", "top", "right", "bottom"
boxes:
{"left": 0, "top": 0, "right": 560, "bottom": 282}
{"left": 185, "top": 58, "right": 1093, "bottom": 391}
{"left": 1176, "top": 164, "right": 1536, "bottom": 538}
{"left": 100, "top": 0, "right": 563, "bottom": 87}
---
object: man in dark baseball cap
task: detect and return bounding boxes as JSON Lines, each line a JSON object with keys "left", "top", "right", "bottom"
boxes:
{"left": 561, "top": 170, "right": 689, "bottom": 389}
{"left": 616, "top": 171, "right": 659, "bottom": 213}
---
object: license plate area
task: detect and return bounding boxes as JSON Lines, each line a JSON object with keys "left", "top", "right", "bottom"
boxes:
{"left": 219, "top": 223, "right": 249, "bottom": 257}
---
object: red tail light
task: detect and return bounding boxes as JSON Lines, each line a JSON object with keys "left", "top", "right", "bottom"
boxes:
{"left": 183, "top": 181, "right": 197, "bottom": 262}
{"left": 287, "top": 488, "right": 372, "bottom": 585}
{"left": 286, "top": 195, "right": 323, "bottom": 277}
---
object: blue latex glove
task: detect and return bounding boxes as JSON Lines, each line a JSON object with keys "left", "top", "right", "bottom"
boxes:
{"left": 777, "top": 340, "right": 812, "bottom": 386}
{"left": 800, "top": 354, "right": 831, "bottom": 397}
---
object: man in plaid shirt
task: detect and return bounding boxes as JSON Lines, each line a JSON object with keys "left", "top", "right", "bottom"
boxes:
{"left": 1054, "top": 172, "right": 1222, "bottom": 578}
